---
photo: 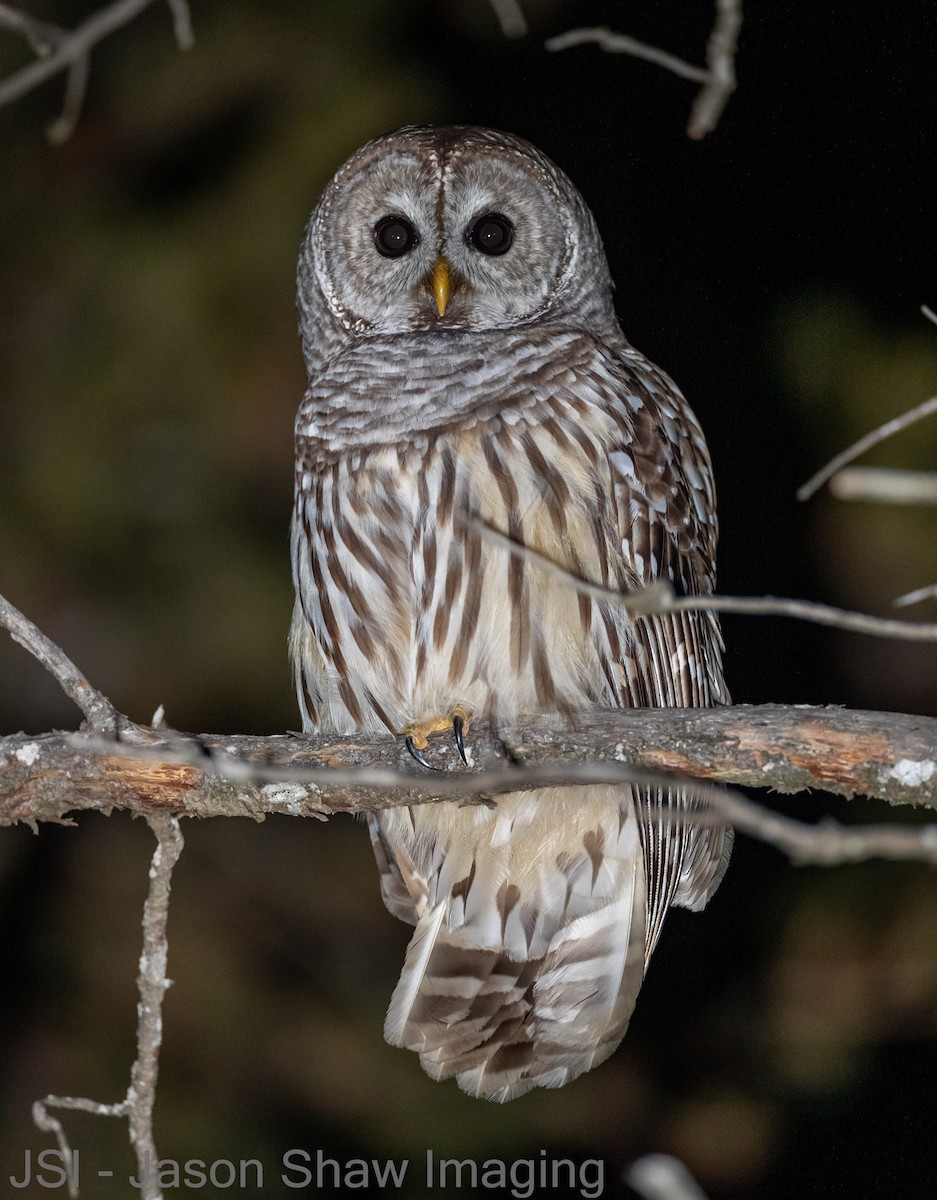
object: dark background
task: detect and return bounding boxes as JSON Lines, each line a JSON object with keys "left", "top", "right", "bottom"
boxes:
{"left": 1, "top": 2, "right": 936, "bottom": 1197}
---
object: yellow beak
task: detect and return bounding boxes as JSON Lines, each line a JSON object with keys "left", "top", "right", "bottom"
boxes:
{"left": 432, "top": 257, "right": 450, "bottom": 317}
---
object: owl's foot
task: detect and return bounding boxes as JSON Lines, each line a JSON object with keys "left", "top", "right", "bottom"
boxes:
{"left": 404, "top": 705, "right": 471, "bottom": 769}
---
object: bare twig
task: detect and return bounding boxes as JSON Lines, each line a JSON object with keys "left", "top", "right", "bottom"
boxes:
{"left": 797, "top": 395, "right": 937, "bottom": 502}
{"left": 32, "top": 815, "right": 183, "bottom": 1200}
{"left": 626, "top": 1155, "right": 711, "bottom": 1200}
{"left": 546, "top": 0, "right": 742, "bottom": 139}
{"left": 828, "top": 466, "right": 937, "bottom": 505}
{"left": 457, "top": 514, "right": 937, "bottom": 642}
{"left": 895, "top": 583, "right": 937, "bottom": 610}
{"left": 164, "top": 0, "right": 193, "bottom": 50}
{"left": 33, "top": 1095, "right": 126, "bottom": 1200}
{"left": 0, "top": 3, "right": 88, "bottom": 140}
{"left": 546, "top": 26, "right": 710, "bottom": 85}
{"left": 0, "top": 4, "right": 64, "bottom": 54}
{"left": 127, "top": 813, "right": 183, "bottom": 1200}
{"left": 44, "top": 45, "right": 88, "bottom": 142}
{"left": 489, "top": 0, "right": 527, "bottom": 39}
{"left": 0, "top": 0, "right": 193, "bottom": 139}
{"left": 687, "top": 0, "right": 743, "bottom": 139}
{"left": 0, "top": 592, "right": 120, "bottom": 731}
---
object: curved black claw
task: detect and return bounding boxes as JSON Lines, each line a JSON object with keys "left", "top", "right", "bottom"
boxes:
{"left": 405, "top": 735, "right": 438, "bottom": 771}
{"left": 453, "top": 714, "right": 468, "bottom": 765}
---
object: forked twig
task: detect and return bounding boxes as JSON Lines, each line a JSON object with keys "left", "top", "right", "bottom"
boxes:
{"left": 688, "top": 0, "right": 743, "bottom": 139}
{"left": 32, "top": 814, "right": 183, "bottom": 1200}
{"left": 0, "top": 0, "right": 193, "bottom": 139}
{"left": 546, "top": 0, "right": 742, "bottom": 139}
{"left": 797, "top": 394, "right": 937, "bottom": 503}
{"left": 0, "top": 592, "right": 120, "bottom": 731}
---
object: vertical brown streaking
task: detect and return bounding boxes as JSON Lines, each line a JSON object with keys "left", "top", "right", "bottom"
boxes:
{"left": 299, "top": 669, "right": 318, "bottom": 727}
{"left": 434, "top": 540, "right": 464, "bottom": 651}
{"left": 486, "top": 432, "right": 531, "bottom": 676}
{"left": 421, "top": 528, "right": 437, "bottom": 608}
{"left": 522, "top": 430, "right": 570, "bottom": 535}
{"left": 531, "top": 629, "right": 557, "bottom": 708}
{"left": 366, "top": 690, "right": 398, "bottom": 734}
{"left": 437, "top": 447, "right": 457, "bottom": 526}
{"left": 450, "top": 527, "right": 484, "bottom": 683}
{"left": 338, "top": 676, "right": 364, "bottom": 724}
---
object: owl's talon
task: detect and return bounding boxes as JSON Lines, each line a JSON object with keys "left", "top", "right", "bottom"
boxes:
{"left": 405, "top": 735, "right": 438, "bottom": 771}
{"left": 453, "top": 714, "right": 468, "bottom": 765}
{"left": 403, "top": 706, "right": 471, "bottom": 768}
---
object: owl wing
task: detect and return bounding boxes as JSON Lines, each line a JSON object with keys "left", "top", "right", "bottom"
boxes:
{"left": 602, "top": 345, "right": 732, "bottom": 945}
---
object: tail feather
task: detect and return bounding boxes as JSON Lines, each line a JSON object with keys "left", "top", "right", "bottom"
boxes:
{"left": 377, "top": 787, "right": 650, "bottom": 1101}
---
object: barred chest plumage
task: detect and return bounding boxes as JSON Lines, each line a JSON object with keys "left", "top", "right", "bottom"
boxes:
{"left": 291, "top": 387, "right": 639, "bottom": 737}
{"left": 291, "top": 322, "right": 724, "bottom": 739}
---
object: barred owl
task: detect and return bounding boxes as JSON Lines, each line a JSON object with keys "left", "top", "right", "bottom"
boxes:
{"left": 290, "top": 125, "right": 731, "bottom": 1102}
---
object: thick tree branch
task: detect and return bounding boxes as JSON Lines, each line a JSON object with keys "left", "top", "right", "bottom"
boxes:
{"left": 3, "top": 705, "right": 937, "bottom": 866}
{"left": 4, "top": 589, "right": 937, "bottom": 863}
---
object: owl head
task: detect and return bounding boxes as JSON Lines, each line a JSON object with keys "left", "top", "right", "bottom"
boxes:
{"left": 297, "top": 126, "right": 619, "bottom": 372}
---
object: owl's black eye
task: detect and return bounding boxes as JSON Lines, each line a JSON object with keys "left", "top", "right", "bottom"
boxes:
{"left": 373, "top": 215, "right": 419, "bottom": 258}
{"left": 467, "top": 212, "right": 514, "bottom": 256}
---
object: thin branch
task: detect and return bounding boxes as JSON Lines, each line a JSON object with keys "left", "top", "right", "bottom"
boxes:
{"left": 164, "top": 0, "right": 193, "bottom": 51}
{"left": 32, "top": 815, "right": 183, "bottom": 1200}
{"left": 457, "top": 514, "right": 937, "bottom": 642}
{"left": 797, "top": 394, "right": 937, "bottom": 502}
{"left": 0, "top": 0, "right": 193, "bottom": 139}
{"left": 0, "top": 592, "right": 119, "bottom": 731}
{"left": 0, "top": 2, "right": 89, "bottom": 140}
{"left": 687, "top": 0, "right": 743, "bottom": 140}
{"left": 895, "top": 583, "right": 937, "bottom": 610}
{"left": 0, "top": 4, "right": 65, "bottom": 54}
{"left": 488, "top": 0, "right": 527, "bottom": 39}
{"left": 33, "top": 1095, "right": 126, "bottom": 1200}
{"left": 127, "top": 813, "right": 183, "bottom": 1200}
{"left": 626, "top": 1155, "right": 711, "bottom": 1200}
{"left": 828, "top": 466, "right": 937, "bottom": 505}
{"left": 546, "top": 26, "right": 710, "bottom": 84}
{"left": 546, "top": 0, "right": 742, "bottom": 139}
{"left": 45, "top": 45, "right": 88, "bottom": 142}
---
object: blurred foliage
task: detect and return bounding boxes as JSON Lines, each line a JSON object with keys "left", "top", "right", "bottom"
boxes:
{"left": 1, "top": 2, "right": 937, "bottom": 1198}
